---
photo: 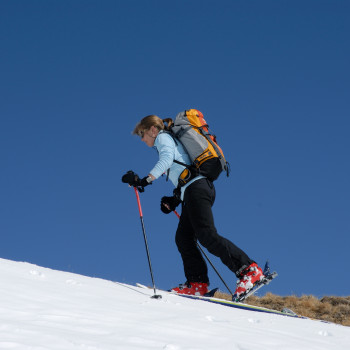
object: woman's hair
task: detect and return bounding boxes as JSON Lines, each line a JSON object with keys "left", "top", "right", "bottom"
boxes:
{"left": 132, "top": 115, "right": 173, "bottom": 135}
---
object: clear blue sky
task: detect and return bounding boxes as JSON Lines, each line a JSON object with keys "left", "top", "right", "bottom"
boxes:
{"left": 1, "top": 1, "right": 349, "bottom": 297}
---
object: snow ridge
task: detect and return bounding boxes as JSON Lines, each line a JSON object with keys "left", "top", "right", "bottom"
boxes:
{"left": 0, "top": 258, "right": 349, "bottom": 350}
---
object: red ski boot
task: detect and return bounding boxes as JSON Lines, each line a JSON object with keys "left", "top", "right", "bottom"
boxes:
{"left": 171, "top": 282, "right": 208, "bottom": 296}
{"left": 234, "top": 263, "right": 264, "bottom": 299}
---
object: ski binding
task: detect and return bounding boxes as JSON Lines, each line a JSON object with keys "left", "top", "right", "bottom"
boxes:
{"left": 232, "top": 261, "right": 278, "bottom": 302}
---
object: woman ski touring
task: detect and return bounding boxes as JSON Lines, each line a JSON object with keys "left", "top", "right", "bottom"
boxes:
{"left": 122, "top": 111, "right": 265, "bottom": 298}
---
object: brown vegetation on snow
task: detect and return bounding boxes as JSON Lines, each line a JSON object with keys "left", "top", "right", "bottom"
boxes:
{"left": 214, "top": 291, "right": 350, "bottom": 326}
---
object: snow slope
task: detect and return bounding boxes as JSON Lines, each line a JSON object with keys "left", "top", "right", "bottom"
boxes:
{"left": 0, "top": 258, "right": 349, "bottom": 350}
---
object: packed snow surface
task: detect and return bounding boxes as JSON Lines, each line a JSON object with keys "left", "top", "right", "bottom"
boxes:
{"left": 0, "top": 258, "right": 349, "bottom": 349}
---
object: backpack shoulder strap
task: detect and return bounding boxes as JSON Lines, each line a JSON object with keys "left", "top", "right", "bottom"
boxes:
{"left": 160, "top": 130, "right": 178, "bottom": 145}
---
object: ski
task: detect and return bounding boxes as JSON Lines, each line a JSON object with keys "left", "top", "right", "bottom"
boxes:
{"left": 136, "top": 282, "right": 302, "bottom": 319}
{"left": 176, "top": 293, "right": 304, "bottom": 318}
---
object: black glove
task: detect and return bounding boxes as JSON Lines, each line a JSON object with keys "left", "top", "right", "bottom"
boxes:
{"left": 160, "top": 195, "right": 181, "bottom": 214}
{"left": 121, "top": 171, "right": 152, "bottom": 191}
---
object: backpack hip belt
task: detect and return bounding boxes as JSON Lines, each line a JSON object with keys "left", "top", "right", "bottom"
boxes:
{"left": 174, "top": 160, "right": 199, "bottom": 188}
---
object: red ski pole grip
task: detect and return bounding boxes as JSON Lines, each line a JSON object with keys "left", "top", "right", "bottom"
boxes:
{"left": 134, "top": 187, "right": 143, "bottom": 217}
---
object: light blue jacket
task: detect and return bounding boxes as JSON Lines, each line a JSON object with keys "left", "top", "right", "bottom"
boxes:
{"left": 149, "top": 131, "right": 204, "bottom": 199}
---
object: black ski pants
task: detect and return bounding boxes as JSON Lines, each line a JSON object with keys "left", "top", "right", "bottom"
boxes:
{"left": 175, "top": 178, "right": 253, "bottom": 284}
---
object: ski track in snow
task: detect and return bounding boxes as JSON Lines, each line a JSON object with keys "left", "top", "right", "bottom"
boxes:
{"left": 0, "top": 258, "right": 349, "bottom": 350}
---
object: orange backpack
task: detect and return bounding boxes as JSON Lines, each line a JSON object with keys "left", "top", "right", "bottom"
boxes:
{"left": 167, "top": 109, "right": 230, "bottom": 185}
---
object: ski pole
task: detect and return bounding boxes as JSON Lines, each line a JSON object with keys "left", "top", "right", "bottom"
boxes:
{"left": 133, "top": 187, "right": 162, "bottom": 299}
{"left": 173, "top": 210, "right": 234, "bottom": 296}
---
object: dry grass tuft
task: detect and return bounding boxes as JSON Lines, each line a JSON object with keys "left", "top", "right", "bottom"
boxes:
{"left": 213, "top": 291, "right": 350, "bottom": 326}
